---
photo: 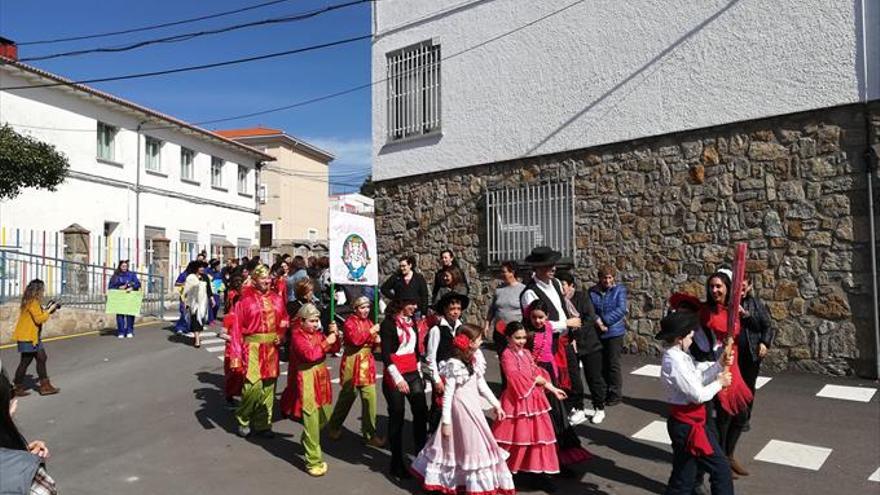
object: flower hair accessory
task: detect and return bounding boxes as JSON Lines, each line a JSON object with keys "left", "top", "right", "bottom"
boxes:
{"left": 452, "top": 333, "right": 471, "bottom": 351}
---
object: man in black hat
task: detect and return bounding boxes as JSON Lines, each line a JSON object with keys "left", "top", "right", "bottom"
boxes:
{"left": 520, "top": 246, "right": 585, "bottom": 425}
{"left": 424, "top": 291, "right": 469, "bottom": 432}
{"left": 658, "top": 311, "right": 734, "bottom": 495}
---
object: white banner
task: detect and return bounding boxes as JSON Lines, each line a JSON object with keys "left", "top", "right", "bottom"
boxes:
{"left": 329, "top": 211, "right": 378, "bottom": 285}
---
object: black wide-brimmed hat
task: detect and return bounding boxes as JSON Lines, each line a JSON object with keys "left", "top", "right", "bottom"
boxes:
{"left": 395, "top": 284, "right": 421, "bottom": 303}
{"left": 524, "top": 246, "right": 561, "bottom": 267}
{"left": 434, "top": 290, "right": 470, "bottom": 313}
{"left": 655, "top": 311, "right": 699, "bottom": 341}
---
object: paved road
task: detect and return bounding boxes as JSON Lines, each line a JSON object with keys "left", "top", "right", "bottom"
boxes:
{"left": 2, "top": 322, "right": 878, "bottom": 494}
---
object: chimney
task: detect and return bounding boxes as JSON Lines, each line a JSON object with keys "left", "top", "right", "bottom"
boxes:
{"left": 0, "top": 36, "right": 18, "bottom": 61}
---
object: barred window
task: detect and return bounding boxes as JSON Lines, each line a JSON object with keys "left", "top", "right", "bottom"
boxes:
{"left": 485, "top": 179, "right": 576, "bottom": 266}
{"left": 386, "top": 40, "right": 441, "bottom": 141}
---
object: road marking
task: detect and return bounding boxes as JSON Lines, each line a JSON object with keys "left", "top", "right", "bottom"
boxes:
{"left": 815, "top": 384, "right": 877, "bottom": 402}
{"left": 632, "top": 420, "right": 670, "bottom": 445}
{"left": 200, "top": 338, "right": 224, "bottom": 345}
{"left": 281, "top": 371, "right": 288, "bottom": 376}
{"left": 205, "top": 346, "right": 225, "bottom": 353}
{"left": 869, "top": 467, "right": 880, "bottom": 482}
{"left": 753, "top": 440, "right": 832, "bottom": 471}
{"left": 217, "top": 356, "right": 224, "bottom": 361}
{"left": 200, "top": 331, "right": 218, "bottom": 338}
{"left": 631, "top": 365, "right": 662, "bottom": 378}
{"left": 755, "top": 376, "right": 772, "bottom": 389}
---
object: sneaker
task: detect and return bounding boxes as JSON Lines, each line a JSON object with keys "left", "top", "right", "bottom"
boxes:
{"left": 307, "top": 462, "right": 328, "bottom": 477}
{"left": 117, "top": 334, "right": 125, "bottom": 339}
{"left": 591, "top": 409, "right": 606, "bottom": 424}
{"left": 126, "top": 333, "right": 134, "bottom": 339}
{"left": 366, "top": 436, "right": 386, "bottom": 448}
{"left": 568, "top": 408, "right": 588, "bottom": 426}
{"left": 236, "top": 425, "right": 251, "bottom": 438}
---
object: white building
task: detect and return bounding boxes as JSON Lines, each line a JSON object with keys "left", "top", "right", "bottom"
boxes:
{"left": 0, "top": 41, "right": 272, "bottom": 273}
{"left": 329, "top": 192, "right": 375, "bottom": 216}
{"left": 372, "top": 0, "right": 879, "bottom": 181}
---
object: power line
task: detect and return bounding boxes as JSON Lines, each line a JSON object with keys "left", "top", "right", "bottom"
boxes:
{"left": 21, "top": 0, "right": 371, "bottom": 62}
{"left": 0, "top": 35, "right": 371, "bottom": 91}
{"left": 17, "top": 0, "right": 298, "bottom": 46}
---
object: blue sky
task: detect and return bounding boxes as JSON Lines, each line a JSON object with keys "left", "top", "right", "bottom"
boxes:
{"left": 0, "top": 0, "right": 373, "bottom": 192}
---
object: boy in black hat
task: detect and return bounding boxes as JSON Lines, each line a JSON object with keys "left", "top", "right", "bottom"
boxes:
{"left": 658, "top": 312, "right": 735, "bottom": 495}
{"left": 424, "top": 291, "right": 469, "bottom": 432}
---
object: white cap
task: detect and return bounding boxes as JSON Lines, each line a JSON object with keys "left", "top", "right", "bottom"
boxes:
{"left": 717, "top": 268, "right": 733, "bottom": 280}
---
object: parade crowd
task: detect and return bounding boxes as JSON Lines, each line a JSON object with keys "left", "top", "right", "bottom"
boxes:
{"left": 1, "top": 245, "right": 774, "bottom": 495}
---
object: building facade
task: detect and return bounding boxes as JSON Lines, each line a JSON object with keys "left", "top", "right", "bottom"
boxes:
{"left": 329, "top": 192, "right": 375, "bottom": 216}
{"left": 0, "top": 47, "right": 272, "bottom": 282}
{"left": 216, "top": 127, "right": 334, "bottom": 253}
{"left": 371, "top": 0, "right": 880, "bottom": 376}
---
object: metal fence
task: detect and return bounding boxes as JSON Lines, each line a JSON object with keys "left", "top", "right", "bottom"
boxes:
{"left": 485, "top": 178, "right": 576, "bottom": 266}
{"left": 0, "top": 248, "right": 166, "bottom": 318}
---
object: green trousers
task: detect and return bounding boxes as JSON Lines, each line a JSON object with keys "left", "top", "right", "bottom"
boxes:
{"left": 235, "top": 378, "right": 276, "bottom": 431}
{"left": 302, "top": 405, "right": 332, "bottom": 469}
{"left": 328, "top": 381, "right": 378, "bottom": 440}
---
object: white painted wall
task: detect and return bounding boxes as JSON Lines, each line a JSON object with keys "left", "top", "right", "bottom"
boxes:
{"left": 0, "top": 68, "right": 261, "bottom": 254}
{"left": 372, "top": 0, "right": 879, "bottom": 181}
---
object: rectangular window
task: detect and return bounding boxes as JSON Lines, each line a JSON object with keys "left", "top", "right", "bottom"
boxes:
{"left": 484, "top": 179, "right": 576, "bottom": 266}
{"left": 237, "top": 165, "right": 248, "bottom": 194}
{"left": 97, "top": 122, "right": 117, "bottom": 161}
{"left": 258, "top": 184, "right": 268, "bottom": 204}
{"left": 180, "top": 148, "right": 195, "bottom": 181}
{"left": 307, "top": 228, "right": 318, "bottom": 242}
{"left": 260, "top": 224, "right": 273, "bottom": 248}
{"left": 386, "top": 40, "right": 441, "bottom": 141}
{"left": 145, "top": 137, "right": 162, "bottom": 172}
{"left": 211, "top": 157, "right": 224, "bottom": 188}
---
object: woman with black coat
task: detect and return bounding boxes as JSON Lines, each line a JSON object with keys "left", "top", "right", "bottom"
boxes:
{"left": 380, "top": 256, "right": 429, "bottom": 318}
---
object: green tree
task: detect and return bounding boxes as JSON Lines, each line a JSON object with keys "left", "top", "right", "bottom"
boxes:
{"left": 360, "top": 174, "right": 375, "bottom": 197}
{"left": 0, "top": 124, "right": 70, "bottom": 199}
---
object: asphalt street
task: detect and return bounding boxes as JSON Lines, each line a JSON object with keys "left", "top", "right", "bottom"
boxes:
{"left": 2, "top": 321, "right": 878, "bottom": 495}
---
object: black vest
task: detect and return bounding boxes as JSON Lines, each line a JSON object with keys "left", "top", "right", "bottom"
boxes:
{"left": 523, "top": 278, "right": 570, "bottom": 322}
{"left": 436, "top": 322, "right": 456, "bottom": 363}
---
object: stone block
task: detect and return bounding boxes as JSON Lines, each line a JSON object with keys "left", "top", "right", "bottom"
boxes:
{"left": 777, "top": 181, "right": 805, "bottom": 200}
{"left": 774, "top": 280, "right": 800, "bottom": 300}
{"left": 748, "top": 142, "right": 787, "bottom": 160}
{"left": 808, "top": 293, "right": 851, "bottom": 320}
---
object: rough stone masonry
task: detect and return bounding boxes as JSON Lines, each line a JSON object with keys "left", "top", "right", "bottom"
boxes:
{"left": 374, "top": 103, "right": 880, "bottom": 378}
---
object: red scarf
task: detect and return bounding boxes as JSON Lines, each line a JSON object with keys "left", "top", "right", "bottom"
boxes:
{"left": 669, "top": 404, "right": 714, "bottom": 457}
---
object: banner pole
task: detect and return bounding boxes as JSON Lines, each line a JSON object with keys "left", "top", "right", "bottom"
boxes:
{"left": 330, "top": 281, "right": 336, "bottom": 325}
{"left": 373, "top": 286, "right": 380, "bottom": 324}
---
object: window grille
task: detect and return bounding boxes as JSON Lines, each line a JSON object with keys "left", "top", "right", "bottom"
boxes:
{"left": 484, "top": 179, "right": 576, "bottom": 266}
{"left": 386, "top": 40, "right": 441, "bottom": 141}
{"left": 211, "top": 157, "right": 224, "bottom": 188}
{"left": 180, "top": 148, "right": 195, "bottom": 181}
{"left": 237, "top": 165, "right": 248, "bottom": 194}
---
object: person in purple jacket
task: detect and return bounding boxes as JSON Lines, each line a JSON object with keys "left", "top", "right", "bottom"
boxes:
{"left": 588, "top": 265, "right": 628, "bottom": 406}
{"left": 108, "top": 260, "right": 142, "bottom": 339}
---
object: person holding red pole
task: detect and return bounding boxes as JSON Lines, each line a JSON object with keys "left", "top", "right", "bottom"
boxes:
{"left": 700, "top": 270, "right": 754, "bottom": 478}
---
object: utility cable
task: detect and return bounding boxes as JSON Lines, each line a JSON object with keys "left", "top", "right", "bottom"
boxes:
{"left": 17, "top": 0, "right": 297, "bottom": 46}
{"left": 21, "top": 0, "right": 371, "bottom": 62}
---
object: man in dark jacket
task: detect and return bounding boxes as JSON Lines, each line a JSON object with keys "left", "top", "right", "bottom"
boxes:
{"left": 559, "top": 271, "right": 608, "bottom": 424}
{"left": 380, "top": 256, "right": 430, "bottom": 318}
{"left": 739, "top": 278, "right": 773, "bottom": 397}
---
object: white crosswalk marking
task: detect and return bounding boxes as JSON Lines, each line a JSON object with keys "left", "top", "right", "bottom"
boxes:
{"left": 632, "top": 420, "right": 670, "bottom": 445}
{"left": 217, "top": 356, "right": 224, "bottom": 361}
{"left": 200, "top": 338, "right": 224, "bottom": 345}
{"left": 754, "top": 440, "right": 832, "bottom": 471}
{"left": 869, "top": 467, "right": 880, "bottom": 482}
{"left": 631, "top": 365, "right": 662, "bottom": 378}
{"left": 815, "top": 384, "right": 877, "bottom": 402}
{"left": 200, "top": 331, "right": 218, "bottom": 338}
{"left": 205, "top": 346, "right": 225, "bottom": 353}
{"left": 755, "top": 376, "right": 772, "bottom": 389}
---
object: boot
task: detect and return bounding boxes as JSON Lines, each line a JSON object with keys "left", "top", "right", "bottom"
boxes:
{"left": 13, "top": 384, "right": 31, "bottom": 397}
{"left": 729, "top": 456, "right": 750, "bottom": 476}
{"left": 38, "top": 379, "right": 60, "bottom": 396}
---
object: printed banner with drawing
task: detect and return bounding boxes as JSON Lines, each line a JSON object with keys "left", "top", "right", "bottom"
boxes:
{"left": 329, "top": 211, "right": 378, "bottom": 286}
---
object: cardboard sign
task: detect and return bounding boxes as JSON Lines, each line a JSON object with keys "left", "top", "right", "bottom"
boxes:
{"left": 329, "top": 211, "right": 378, "bottom": 286}
{"left": 105, "top": 289, "right": 144, "bottom": 316}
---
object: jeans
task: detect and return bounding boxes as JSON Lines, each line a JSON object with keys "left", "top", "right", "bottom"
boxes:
{"left": 115, "top": 314, "right": 135, "bottom": 336}
{"left": 578, "top": 351, "right": 606, "bottom": 409}
{"left": 600, "top": 335, "right": 624, "bottom": 403}
{"left": 665, "top": 417, "right": 733, "bottom": 495}
{"left": 15, "top": 348, "right": 49, "bottom": 383}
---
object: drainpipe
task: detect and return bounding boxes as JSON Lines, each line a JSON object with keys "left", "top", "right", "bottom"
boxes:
{"left": 859, "top": 0, "right": 880, "bottom": 379}
{"left": 135, "top": 121, "right": 145, "bottom": 267}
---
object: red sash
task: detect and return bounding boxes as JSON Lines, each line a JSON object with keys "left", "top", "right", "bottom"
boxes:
{"left": 384, "top": 353, "right": 418, "bottom": 387}
{"left": 669, "top": 403, "right": 714, "bottom": 457}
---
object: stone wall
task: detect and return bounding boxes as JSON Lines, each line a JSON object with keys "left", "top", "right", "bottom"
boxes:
{"left": 374, "top": 103, "right": 880, "bottom": 378}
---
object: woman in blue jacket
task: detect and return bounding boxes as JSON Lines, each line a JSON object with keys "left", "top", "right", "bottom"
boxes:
{"left": 108, "top": 260, "right": 142, "bottom": 338}
{"left": 589, "top": 265, "right": 628, "bottom": 406}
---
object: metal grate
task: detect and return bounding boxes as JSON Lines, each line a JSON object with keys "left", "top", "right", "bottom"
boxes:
{"left": 386, "top": 40, "right": 441, "bottom": 141}
{"left": 485, "top": 179, "right": 576, "bottom": 266}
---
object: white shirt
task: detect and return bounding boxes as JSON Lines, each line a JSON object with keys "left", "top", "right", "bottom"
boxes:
{"left": 387, "top": 318, "right": 418, "bottom": 386}
{"left": 425, "top": 317, "right": 462, "bottom": 383}
{"left": 520, "top": 276, "right": 567, "bottom": 333}
{"left": 661, "top": 346, "right": 723, "bottom": 405}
